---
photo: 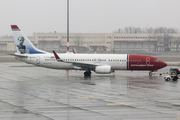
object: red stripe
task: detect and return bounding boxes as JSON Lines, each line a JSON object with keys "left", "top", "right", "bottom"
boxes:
{"left": 67, "top": 46, "right": 69, "bottom": 52}
{"left": 67, "top": 38, "right": 69, "bottom": 42}
{"left": 11, "top": 25, "right": 19, "bottom": 29}
{"left": 67, "top": 38, "right": 69, "bottom": 52}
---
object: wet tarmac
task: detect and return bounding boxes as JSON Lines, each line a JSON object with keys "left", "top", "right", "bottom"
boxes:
{"left": 0, "top": 63, "right": 180, "bottom": 120}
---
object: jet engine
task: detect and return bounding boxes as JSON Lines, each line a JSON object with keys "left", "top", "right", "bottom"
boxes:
{"left": 95, "top": 66, "right": 111, "bottom": 74}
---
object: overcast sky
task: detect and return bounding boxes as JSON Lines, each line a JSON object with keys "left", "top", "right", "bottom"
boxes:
{"left": 0, "top": 0, "right": 180, "bottom": 36}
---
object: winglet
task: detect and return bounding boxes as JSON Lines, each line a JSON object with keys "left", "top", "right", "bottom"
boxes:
{"left": 52, "top": 50, "right": 64, "bottom": 62}
{"left": 52, "top": 50, "right": 60, "bottom": 59}
{"left": 73, "top": 49, "right": 77, "bottom": 54}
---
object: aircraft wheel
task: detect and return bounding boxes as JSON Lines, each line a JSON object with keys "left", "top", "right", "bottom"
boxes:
{"left": 149, "top": 72, "right": 152, "bottom": 76}
{"left": 84, "top": 71, "right": 91, "bottom": 76}
{"left": 84, "top": 72, "right": 87, "bottom": 76}
{"left": 88, "top": 71, "right": 91, "bottom": 75}
{"left": 166, "top": 78, "right": 170, "bottom": 81}
{"left": 173, "top": 77, "right": 178, "bottom": 81}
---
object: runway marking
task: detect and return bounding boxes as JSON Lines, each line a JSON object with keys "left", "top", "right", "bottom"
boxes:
{"left": 106, "top": 103, "right": 136, "bottom": 106}
{"left": 38, "top": 111, "right": 91, "bottom": 113}
{"left": 24, "top": 104, "right": 101, "bottom": 109}
{"left": 75, "top": 95, "right": 101, "bottom": 99}
{"left": 0, "top": 76, "right": 20, "bottom": 81}
{"left": 38, "top": 108, "right": 139, "bottom": 113}
{"left": 25, "top": 106, "right": 71, "bottom": 109}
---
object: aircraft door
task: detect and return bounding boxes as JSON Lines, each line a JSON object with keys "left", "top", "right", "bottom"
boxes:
{"left": 36, "top": 56, "right": 40, "bottom": 64}
{"left": 28, "top": 56, "right": 31, "bottom": 62}
{"left": 146, "top": 57, "right": 150, "bottom": 65}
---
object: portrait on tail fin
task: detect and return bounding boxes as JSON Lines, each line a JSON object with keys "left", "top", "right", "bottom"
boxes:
{"left": 16, "top": 36, "right": 28, "bottom": 54}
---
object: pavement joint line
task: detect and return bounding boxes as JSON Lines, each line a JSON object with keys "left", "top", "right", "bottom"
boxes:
{"left": 0, "top": 75, "right": 20, "bottom": 81}
{"left": 36, "top": 83, "right": 108, "bottom": 97}
{"left": 0, "top": 63, "right": 178, "bottom": 119}
{"left": 23, "top": 104, "right": 101, "bottom": 109}
{"left": 0, "top": 83, "right": 119, "bottom": 119}
{"left": 47, "top": 84, "right": 127, "bottom": 99}
{"left": 74, "top": 95, "right": 101, "bottom": 99}
{"left": 37, "top": 84, "right": 139, "bottom": 106}
{"left": 106, "top": 103, "right": 137, "bottom": 105}
{"left": 0, "top": 77, "right": 148, "bottom": 115}
{"left": 0, "top": 99, "right": 54, "bottom": 120}
{"left": 38, "top": 109, "right": 132, "bottom": 113}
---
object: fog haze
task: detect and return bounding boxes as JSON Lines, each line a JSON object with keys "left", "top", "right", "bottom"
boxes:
{"left": 0, "top": 0, "right": 180, "bottom": 36}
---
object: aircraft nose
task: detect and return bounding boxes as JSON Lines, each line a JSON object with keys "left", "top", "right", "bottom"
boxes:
{"left": 160, "top": 61, "right": 167, "bottom": 68}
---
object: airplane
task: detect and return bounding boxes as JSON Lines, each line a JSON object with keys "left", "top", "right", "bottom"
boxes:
{"left": 11, "top": 25, "right": 167, "bottom": 76}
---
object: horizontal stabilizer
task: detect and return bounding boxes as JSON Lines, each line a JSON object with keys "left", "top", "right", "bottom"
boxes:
{"left": 7, "top": 53, "right": 28, "bottom": 58}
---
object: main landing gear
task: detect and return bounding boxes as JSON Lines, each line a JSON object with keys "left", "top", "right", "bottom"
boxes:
{"left": 84, "top": 70, "right": 91, "bottom": 76}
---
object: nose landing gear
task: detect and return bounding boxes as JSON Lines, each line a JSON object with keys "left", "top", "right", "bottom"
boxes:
{"left": 149, "top": 72, "right": 152, "bottom": 76}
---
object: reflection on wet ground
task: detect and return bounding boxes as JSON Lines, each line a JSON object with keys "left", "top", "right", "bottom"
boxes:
{"left": 0, "top": 63, "right": 180, "bottom": 120}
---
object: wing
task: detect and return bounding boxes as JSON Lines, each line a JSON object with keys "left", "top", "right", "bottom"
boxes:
{"left": 52, "top": 50, "right": 97, "bottom": 70}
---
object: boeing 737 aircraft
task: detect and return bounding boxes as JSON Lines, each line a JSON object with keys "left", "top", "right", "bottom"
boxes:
{"left": 11, "top": 25, "right": 167, "bottom": 76}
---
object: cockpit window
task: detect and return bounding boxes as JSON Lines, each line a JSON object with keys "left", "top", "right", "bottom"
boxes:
{"left": 154, "top": 59, "right": 160, "bottom": 62}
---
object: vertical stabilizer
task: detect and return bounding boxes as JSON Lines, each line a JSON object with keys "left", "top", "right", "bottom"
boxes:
{"left": 11, "top": 25, "right": 48, "bottom": 54}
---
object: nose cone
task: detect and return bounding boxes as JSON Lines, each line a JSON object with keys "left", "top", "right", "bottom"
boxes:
{"left": 160, "top": 61, "right": 167, "bottom": 69}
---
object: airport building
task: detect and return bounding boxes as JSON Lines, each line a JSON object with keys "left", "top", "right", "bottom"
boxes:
{"left": 0, "top": 33, "right": 180, "bottom": 52}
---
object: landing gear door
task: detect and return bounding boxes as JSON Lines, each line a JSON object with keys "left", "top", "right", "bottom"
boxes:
{"left": 146, "top": 57, "right": 150, "bottom": 65}
{"left": 36, "top": 56, "right": 40, "bottom": 64}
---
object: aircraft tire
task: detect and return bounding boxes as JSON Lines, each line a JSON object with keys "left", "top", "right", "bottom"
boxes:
{"left": 84, "top": 71, "right": 91, "bottom": 76}
{"left": 149, "top": 72, "right": 152, "bottom": 76}
{"left": 173, "top": 77, "right": 178, "bottom": 81}
{"left": 166, "top": 78, "right": 170, "bottom": 81}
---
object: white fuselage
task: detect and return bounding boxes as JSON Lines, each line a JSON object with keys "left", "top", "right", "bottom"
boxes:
{"left": 16, "top": 53, "right": 128, "bottom": 70}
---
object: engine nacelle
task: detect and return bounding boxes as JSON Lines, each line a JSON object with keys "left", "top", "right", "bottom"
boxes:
{"left": 95, "top": 66, "right": 111, "bottom": 74}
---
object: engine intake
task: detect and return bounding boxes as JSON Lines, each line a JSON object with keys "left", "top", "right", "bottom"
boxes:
{"left": 95, "top": 66, "right": 111, "bottom": 74}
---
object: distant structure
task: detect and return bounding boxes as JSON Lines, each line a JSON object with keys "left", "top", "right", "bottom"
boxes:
{"left": 1, "top": 32, "right": 180, "bottom": 52}
{"left": 66, "top": 0, "right": 69, "bottom": 52}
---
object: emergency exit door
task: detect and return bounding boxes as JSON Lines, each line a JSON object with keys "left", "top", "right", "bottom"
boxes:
{"left": 36, "top": 56, "right": 40, "bottom": 64}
